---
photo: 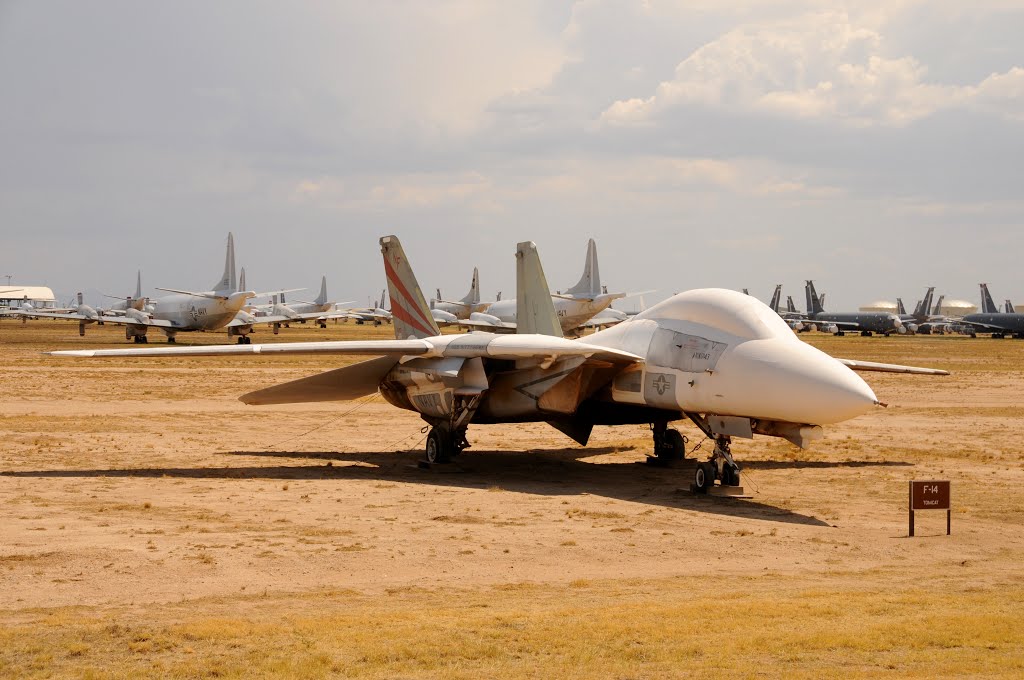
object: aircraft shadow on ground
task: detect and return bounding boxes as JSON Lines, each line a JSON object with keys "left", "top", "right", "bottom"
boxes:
{"left": 742, "top": 459, "right": 913, "bottom": 470}
{"left": 0, "top": 446, "right": 919, "bottom": 527}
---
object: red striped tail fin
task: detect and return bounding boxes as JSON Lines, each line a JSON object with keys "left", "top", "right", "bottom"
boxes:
{"left": 379, "top": 235, "right": 440, "bottom": 340}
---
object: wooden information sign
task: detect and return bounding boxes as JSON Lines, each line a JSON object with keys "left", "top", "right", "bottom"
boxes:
{"left": 909, "top": 480, "right": 951, "bottom": 537}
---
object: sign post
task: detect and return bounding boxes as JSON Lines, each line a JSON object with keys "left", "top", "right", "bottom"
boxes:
{"left": 909, "top": 480, "right": 951, "bottom": 537}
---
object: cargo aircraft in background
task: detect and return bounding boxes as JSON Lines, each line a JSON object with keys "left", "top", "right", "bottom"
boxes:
{"left": 451, "top": 238, "right": 649, "bottom": 335}
{"left": 340, "top": 290, "right": 393, "bottom": 325}
{"left": 798, "top": 281, "right": 904, "bottom": 336}
{"left": 242, "top": 272, "right": 354, "bottom": 333}
{"left": 24, "top": 233, "right": 255, "bottom": 343}
{"left": 956, "top": 284, "right": 1024, "bottom": 338}
{"left": 53, "top": 236, "right": 947, "bottom": 493}
{"left": 430, "top": 268, "right": 491, "bottom": 321}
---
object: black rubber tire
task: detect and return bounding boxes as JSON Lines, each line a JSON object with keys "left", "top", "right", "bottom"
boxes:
{"left": 425, "top": 429, "right": 452, "bottom": 464}
{"left": 662, "top": 429, "right": 685, "bottom": 460}
{"left": 694, "top": 463, "right": 713, "bottom": 493}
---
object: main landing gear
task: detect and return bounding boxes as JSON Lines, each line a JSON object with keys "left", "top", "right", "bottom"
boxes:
{"left": 422, "top": 395, "right": 482, "bottom": 465}
{"left": 424, "top": 424, "right": 470, "bottom": 464}
{"left": 236, "top": 335, "right": 252, "bottom": 344}
{"left": 648, "top": 421, "right": 686, "bottom": 465}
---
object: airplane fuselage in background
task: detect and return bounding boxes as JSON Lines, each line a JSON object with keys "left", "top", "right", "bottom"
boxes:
{"left": 809, "top": 312, "right": 903, "bottom": 335}
{"left": 960, "top": 313, "right": 1024, "bottom": 336}
{"left": 486, "top": 293, "right": 624, "bottom": 333}
{"left": 149, "top": 293, "right": 250, "bottom": 332}
{"left": 432, "top": 300, "right": 490, "bottom": 319}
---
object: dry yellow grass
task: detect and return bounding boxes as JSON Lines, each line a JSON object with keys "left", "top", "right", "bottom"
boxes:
{"left": 0, "top": 579, "right": 1021, "bottom": 678}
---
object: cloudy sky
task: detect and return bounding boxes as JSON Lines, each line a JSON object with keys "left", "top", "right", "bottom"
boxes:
{"left": 1, "top": 1, "right": 1022, "bottom": 309}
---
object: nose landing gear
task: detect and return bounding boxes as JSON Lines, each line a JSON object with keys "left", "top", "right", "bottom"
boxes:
{"left": 692, "top": 435, "right": 746, "bottom": 496}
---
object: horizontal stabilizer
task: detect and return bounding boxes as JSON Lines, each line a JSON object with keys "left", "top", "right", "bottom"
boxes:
{"left": 240, "top": 356, "right": 398, "bottom": 405}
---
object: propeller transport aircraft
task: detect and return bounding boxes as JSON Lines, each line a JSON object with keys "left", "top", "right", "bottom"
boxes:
{"left": 24, "top": 233, "right": 256, "bottom": 343}
{"left": 430, "top": 267, "right": 491, "bottom": 322}
{"left": 52, "top": 235, "right": 948, "bottom": 493}
{"left": 455, "top": 238, "right": 648, "bottom": 335}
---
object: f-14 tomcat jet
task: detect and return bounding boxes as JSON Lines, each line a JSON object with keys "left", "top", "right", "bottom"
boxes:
{"left": 52, "top": 236, "right": 947, "bottom": 492}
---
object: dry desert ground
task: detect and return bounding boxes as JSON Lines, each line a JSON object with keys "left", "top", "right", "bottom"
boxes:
{"left": 1, "top": 319, "right": 1023, "bottom": 678}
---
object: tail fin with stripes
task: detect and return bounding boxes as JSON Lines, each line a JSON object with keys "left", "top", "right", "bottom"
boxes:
{"left": 379, "top": 236, "right": 440, "bottom": 340}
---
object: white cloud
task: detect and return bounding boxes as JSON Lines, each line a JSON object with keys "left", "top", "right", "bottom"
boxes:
{"left": 599, "top": 10, "right": 1021, "bottom": 127}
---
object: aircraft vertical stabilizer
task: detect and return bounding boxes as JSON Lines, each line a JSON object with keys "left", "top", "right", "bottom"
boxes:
{"left": 566, "top": 238, "right": 601, "bottom": 298}
{"left": 786, "top": 296, "right": 797, "bottom": 314}
{"left": 1006, "top": 299, "right": 1016, "bottom": 313}
{"left": 897, "top": 298, "right": 907, "bottom": 316}
{"left": 239, "top": 267, "right": 246, "bottom": 292}
{"left": 460, "top": 268, "right": 480, "bottom": 305}
{"left": 933, "top": 295, "right": 944, "bottom": 315}
{"left": 134, "top": 270, "right": 142, "bottom": 300}
{"left": 980, "top": 284, "right": 999, "bottom": 314}
{"left": 768, "top": 285, "right": 782, "bottom": 313}
{"left": 315, "top": 276, "right": 328, "bottom": 306}
{"left": 380, "top": 236, "right": 440, "bottom": 340}
{"left": 805, "top": 281, "right": 824, "bottom": 315}
{"left": 516, "top": 241, "right": 563, "bottom": 338}
{"left": 212, "top": 232, "right": 237, "bottom": 294}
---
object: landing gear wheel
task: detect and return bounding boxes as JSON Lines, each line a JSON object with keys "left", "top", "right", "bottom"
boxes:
{"left": 721, "top": 464, "right": 740, "bottom": 487}
{"left": 425, "top": 428, "right": 452, "bottom": 464}
{"left": 167, "top": 336, "right": 176, "bottom": 344}
{"left": 663, "top": 429, "right": 685, "bottom": 459}
{"left": 694, "top": 463, "right": 714, "bottom": 494}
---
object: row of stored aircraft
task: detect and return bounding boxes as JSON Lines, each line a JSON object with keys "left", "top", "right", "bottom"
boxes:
{"left": 53, "top": 235, "right": 948, "bottom": 494}
{"left": 15, "top": 234, "right": 395, "bottom": 343}
{"left": 747, "top": 281, "right": 1024, "bottom": 339}
{"left": 13, "top": 233, "right": 644, "bottom": 342}
{"left": 13, "top": 232, "right": 1023, "bottom": 343}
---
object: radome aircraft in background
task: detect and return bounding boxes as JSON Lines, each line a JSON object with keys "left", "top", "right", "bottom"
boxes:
{"left": 26, "top": 233, "right": 254, "bottom": 342}
{"left": 53, "top": 235, "right": 947, "bottom": 493}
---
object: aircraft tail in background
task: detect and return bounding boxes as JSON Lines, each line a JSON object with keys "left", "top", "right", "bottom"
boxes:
{"left": 980, "top": 283, "right": 999, "bottom": 314}
{"left": 565, "top": 238, "right": 601, "bottom": 299}
{"left": 768, "top": 285, "right": 782, "bottom": 313}
{"left": 212, "top": 232, "right": 237, "bottom": 294}
{"left": 380, "top": 236, "right": 440, "bottom": 340}
{"left": 314, "top": 276, "right": 328, "bottom": 306}
{"left": 1006, "top": 299, "right": 1016, "bottom": 313}
{"left": 786, "top": 296, "right": 797, "bottom": 314}
{"left": 898, "top": 298, "right": 908, "bottom": 316}
{"left": 805, "top": 280, "right": 824, "bottom": 315}
{"left": 516, "top": 241, "right": 563, "bottom": 338}
{"left": 460, "top": 268, "right": 481, "bottom": 305}
{"left": 933, "top": 295, "right": 944, "bottom": 316}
